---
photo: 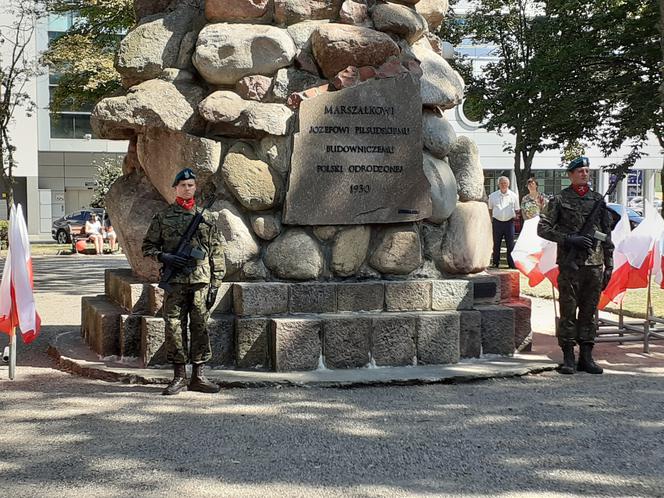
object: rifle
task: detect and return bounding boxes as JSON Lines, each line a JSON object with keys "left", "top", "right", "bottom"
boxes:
{"left": 159, "top": 194, "right": 216, "bottom": 292}
{"left": 562, "top": 174, "right": 625, "bottom": 271}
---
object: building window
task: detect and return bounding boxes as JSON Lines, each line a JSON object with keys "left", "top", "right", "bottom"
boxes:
{"left": 50, "top": 113, "right": 92, "bottom": 139}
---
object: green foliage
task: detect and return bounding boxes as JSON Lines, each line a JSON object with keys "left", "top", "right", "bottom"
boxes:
{"left": 1, "top": 1, "right": 48, "bottom": 211}
{"left": 90, "top": 155, "right": 122, "bottom": 208}
{"left": 0, "top": 220, "right": 8, "bottom": 249}
{"left": 454, "top": 0, "right": 662, "bottom": 195}
{"left": 42, "top": 0, "right": 134, "bottom": 113}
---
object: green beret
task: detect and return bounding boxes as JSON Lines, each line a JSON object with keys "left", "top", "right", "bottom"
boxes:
{"left": 172, "top": 168, "right": 196, "bottom": 186}
{"left": 567, "top": 156, "right": 590, "bottom": 172}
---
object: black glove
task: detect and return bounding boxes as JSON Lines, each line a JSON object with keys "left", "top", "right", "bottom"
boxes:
{"left": 565, "top": 233, "right": 593, "bottom": 250}
{"left": 158, "top": 252, "right": 187, "bottom": 269}
{"left": 206, "top": 286, "right": 219, "bottom": 310}
{"left": 602, "top": 267, "right": 613, "bottom": 290}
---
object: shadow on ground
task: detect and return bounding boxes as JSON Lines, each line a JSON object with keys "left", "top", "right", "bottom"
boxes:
{"left": 1, "top": 368, "right": 663, "bottom": 497}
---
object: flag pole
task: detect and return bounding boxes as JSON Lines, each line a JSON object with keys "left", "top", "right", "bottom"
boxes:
{"left": 644, "top": 256, "right": 654, "bottom": 354}
{"left": 551, "top": 282, "right": 559, "bottom": 334}
{"left": 9, "top": 327, "right": 16, "bottom": 380}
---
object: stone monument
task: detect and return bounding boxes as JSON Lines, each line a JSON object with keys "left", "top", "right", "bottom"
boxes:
{"left": 81, "top": 0, "right": 532, "bottom": 373}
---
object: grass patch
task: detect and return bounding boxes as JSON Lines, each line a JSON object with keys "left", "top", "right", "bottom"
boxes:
{"left": 519, "top": 274, "right": 664, "bottom": 319}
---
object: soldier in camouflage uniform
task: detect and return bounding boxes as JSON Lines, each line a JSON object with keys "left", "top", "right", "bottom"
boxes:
{"left": 142, "top": 168, "right": 225, "bottom": 395}
{"left": 538, "top": 157, "right": 613, "bottom": 375}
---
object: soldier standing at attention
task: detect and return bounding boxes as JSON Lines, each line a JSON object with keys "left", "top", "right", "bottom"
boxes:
{"left": 538, "top": 157, "right": 613, "bottom": 375}
{"left": 142, "top": 168, "right": 225, "bottom": 395}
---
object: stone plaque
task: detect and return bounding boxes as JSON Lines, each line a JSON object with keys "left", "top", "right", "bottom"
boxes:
{"left": 283, "top": 74, "right": 431, "bottom": 225}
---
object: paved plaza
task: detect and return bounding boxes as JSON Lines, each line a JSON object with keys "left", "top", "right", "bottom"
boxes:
{"left": 1, "top": 255, "right": 663, "bottom": 497}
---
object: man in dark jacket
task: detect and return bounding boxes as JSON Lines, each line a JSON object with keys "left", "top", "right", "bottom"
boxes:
{"left": 538, "top": 157, "right": 613, "bottom": 375}
{"left": 142, "top": 168, "right": 225, "bottom": 395}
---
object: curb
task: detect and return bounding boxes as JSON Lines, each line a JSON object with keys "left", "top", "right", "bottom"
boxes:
{"left": 48, "top": 331, "right": 559, "bottom": 389}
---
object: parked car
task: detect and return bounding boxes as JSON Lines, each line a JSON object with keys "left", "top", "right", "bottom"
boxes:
{"left": 606, "top": 203, "right": 643, "bottom": 230}
{"left": 51, "top": 208, "right": 105, "bottom": 244}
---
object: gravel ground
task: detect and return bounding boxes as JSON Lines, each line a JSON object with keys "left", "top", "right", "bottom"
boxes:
{"left": 1, "top": 255, "right": 663, "bottom": 497}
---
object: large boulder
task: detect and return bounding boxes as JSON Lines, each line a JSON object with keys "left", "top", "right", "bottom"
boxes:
{"left": 369, "top": 225, "right": 422, "bottom": 275}
{"left": 371, "top": 3, "right": 427, "bottom": 44}
{"left": 221, "top": 142, "right": 282, "bottom": 211}
{"left": 106, "top": 172, "right": 168, "bottom": 282}
{"left": 331, "top": 226, "right": 371, "bottom": 276}
{"left": 116, "top": 0, "right": 204, "bottom": 87}
{"left": 339, "top": 0, "right": 371, "bottom": 27}
{"left": 311, "top": 24, "right": 400, "bottom": 79}
{"left": 251, "top": 213, "right": 282, "bottom": 240}
{"left": 439, "top": 201, "right": 492, "bottom": 274}
{"left": 271, "top": 67, "right": 328, "bottom": 103}
{"left": 274, "top": 0, "right": 344, "bottom": 25}
{"left": 91, "top": 79, "right": 207, "bottom": 139}
{"left": 134, "top": 0, "right": 173, "bottom": 21}
{"left": 423, "top": 109, "right": 457, "bottom": 159}
{"left": 205, "top": 0, "right": 272, "bottom": 22}
{"left": 422, "top": 152, "right": 457, "bottom": 224}
{"left": 411, "top": 38, "right": 464, "bottom": 108}
{"left": 213, "top": 201, "right": 261, "bottom": 277}
{"left": 287, "top": 20, "right": 330, "bottom": 52}
{"left": 136, "top": 128, "right": 222, "bottom": 203}
{"left": 415, "top": 0, "right": 449, "bottom": 31}
{"left": 199, "top": 91, "right": 294, "bottom": 138}
{"left": 264, "top": 229, "right": 325, "bottom": 280}
{"left": 447, "top": 135, "right": 486, "bottom": 202}
{"left": 193, "top": 23, "right": 296, "bottom": 85}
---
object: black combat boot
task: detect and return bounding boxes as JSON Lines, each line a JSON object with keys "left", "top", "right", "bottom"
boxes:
{"left": 577, "top": 342, "right": 603, "bottom": 374}
{"left": 162, "top": 363, "right": 187, "bottom": 395}
{"left": 189, "top": 363, "right": 220, "bottom": 393}
{"left": 559, "top": 344, "right": 576, "bottom": 375}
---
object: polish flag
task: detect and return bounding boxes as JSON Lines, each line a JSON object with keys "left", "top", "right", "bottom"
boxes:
{"left": 0, "top": 204, "right": 41, "bottom": 344}
{"left": 512, "top": 216, "right": 559, "bottom": 288}
{"left": 598, "top": 204, "right": 631, "bottom": 308}
{"left": 599, "top": 200, "right": 664, "bottom": 309}
{"left": 653, "top": 222, "right": 664, "bottom": 289}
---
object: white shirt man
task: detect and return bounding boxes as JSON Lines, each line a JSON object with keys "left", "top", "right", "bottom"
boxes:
{"left": 488, "top": 176, "right": 520, "bottom": 268}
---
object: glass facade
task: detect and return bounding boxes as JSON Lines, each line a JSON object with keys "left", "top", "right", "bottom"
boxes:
{"left": 484, "top": 169, "right": 599, "bottom": 198}
{"left": 48, "top": 13, "right": 93, "bottom": 140}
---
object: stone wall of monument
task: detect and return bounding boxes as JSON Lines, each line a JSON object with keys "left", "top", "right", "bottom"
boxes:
{"left": 92, "top": 0, "right": 493, "bottom": 284}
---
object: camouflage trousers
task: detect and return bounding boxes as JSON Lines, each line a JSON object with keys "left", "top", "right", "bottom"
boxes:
{"left": 557, "top": 266, "right": 603, "bottom": 347}
{"left": 163, "top": 283, "right": 211, "bottom": 364}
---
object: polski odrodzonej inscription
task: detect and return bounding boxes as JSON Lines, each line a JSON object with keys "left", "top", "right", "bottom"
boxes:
{"left": 283, "top": 73, "right": 432, "bottom": 225}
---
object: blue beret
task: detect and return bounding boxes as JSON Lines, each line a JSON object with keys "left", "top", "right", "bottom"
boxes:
{"left": 172, "top": 168, "right": 196, "bottom": 186}
{"left": 567, "top": 156, "right": 590, "bottom": 171}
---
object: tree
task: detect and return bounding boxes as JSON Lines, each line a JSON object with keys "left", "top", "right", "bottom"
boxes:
{"left": 90, "top": 154, "right": 122, "bottom": 209}
{"left": 42, "top": 0, "right": 133, "bottom": 113}
{"left": 456, "top": 0, "right": 662, "bottom": 198}
{"left": 0, "top": 0, "right": 46, "bottom": 213}
{"left": 454, "top": 0, "right": 580, "bottom": 196}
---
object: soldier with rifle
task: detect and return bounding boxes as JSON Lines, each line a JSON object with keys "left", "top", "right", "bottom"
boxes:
{"left": 142, "top": 168, "right": 225, "bottom": 395}
{"left": 538, "top": 157, "right": 615, "bottom": 375}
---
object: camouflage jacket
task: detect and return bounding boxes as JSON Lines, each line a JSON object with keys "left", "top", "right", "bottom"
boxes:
{"left": 142, "top": 203, "right": 225, "bottom": 286}
{"left": 538, "top": 187, "right": 614, "bottom": 267}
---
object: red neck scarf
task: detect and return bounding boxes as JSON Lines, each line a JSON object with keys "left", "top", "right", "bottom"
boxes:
{"left": 572, "top": 184, "right": 590, "bottom": 197}
{"left": 176, "top": 196, "right": 195, "bottom": 211}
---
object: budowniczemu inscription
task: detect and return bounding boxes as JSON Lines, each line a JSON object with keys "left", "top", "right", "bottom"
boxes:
{"left": 283, "top": 73, "right": 432, "bottom": 225}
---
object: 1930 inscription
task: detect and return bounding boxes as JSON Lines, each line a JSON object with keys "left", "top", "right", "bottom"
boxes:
{"left": 283, "top": 74, "right": 432, "bottom": 225}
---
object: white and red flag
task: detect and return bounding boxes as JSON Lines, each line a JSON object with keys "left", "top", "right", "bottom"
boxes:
{"left": 652, "top": 214, "right": 664, "bottom": 290}
{"left": 0, "top": 204, "right": 41, "bottom": 344}
{"left": 512, "top": 216, "right": 559, "bottom": 288}
{"left": 599, "top": 200, "right": 664, "bottom": 309}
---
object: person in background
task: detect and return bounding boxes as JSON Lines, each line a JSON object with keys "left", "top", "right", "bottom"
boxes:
{"left": 84, "top": 213, "right": 103, "bottom": 255}
{"left": 488, "top": 176, "right": 520, "bottom": 269}
{"left": 104, "top": 216, "right": 118, "bottom": 253}
{"left": 521, "top": 177, "right": 548, "bottom": 220}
